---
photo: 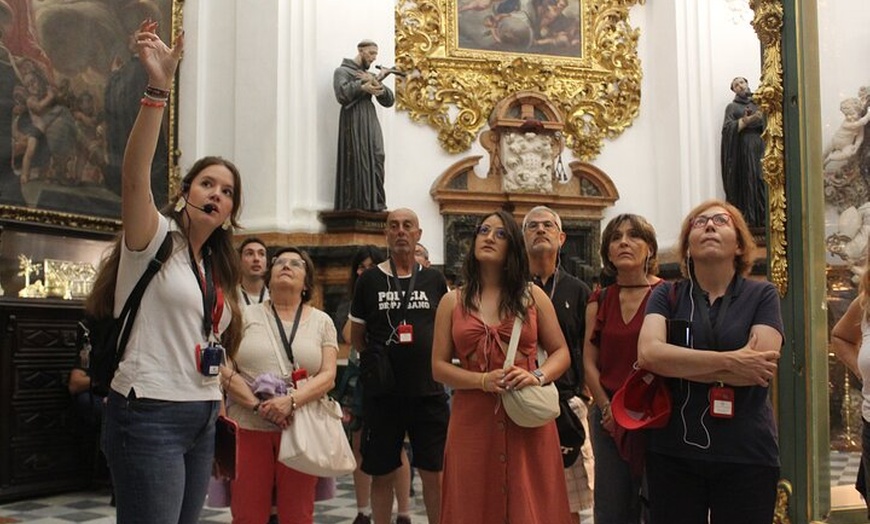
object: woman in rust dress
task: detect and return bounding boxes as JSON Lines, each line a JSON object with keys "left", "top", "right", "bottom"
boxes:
{"left": 432, "top": 210, "right": 572, "bottom": 524}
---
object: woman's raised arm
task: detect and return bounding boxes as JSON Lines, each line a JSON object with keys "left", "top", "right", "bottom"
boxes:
{"left": 122, "top": 20, "right": 183, "bottom": 250}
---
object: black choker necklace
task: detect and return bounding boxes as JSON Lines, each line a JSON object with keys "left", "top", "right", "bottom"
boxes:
{"left": 618, "top": 283, "right": 651, "bottom": 288}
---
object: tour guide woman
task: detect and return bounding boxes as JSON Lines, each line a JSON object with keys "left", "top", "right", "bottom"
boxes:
{"left": 94, "top": 21, "right": 244, "bottom": 524}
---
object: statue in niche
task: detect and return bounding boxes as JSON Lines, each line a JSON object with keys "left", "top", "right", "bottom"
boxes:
{"left": 500, "top": 119, "right": 558, "bottom": 193}
{"left": 333, "top": 39, "right": 395, "bottom": 212}
{"left": 824, "top": 98, "right": 870, "bottom": 172}
{"left": 825, "top": 86, "right": 870, "bottom": 282}
{"left": 721, "top": 76, "right": 766, "bottom": 228}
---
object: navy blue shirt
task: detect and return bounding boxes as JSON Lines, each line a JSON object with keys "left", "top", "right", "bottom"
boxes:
{"left": 644, "top": 277, "right": 783, "bottom": 467}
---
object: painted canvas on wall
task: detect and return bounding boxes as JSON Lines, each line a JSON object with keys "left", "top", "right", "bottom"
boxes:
{"left": 456, "top": 0, "right": 582, "bottom": 58}
{"left": 0, "top": 0, "right": 175, "bottom": 231}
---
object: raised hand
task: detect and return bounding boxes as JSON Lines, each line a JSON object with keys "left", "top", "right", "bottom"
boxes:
{"left": 134, "top": 20, "right": 184, "bottom": 90}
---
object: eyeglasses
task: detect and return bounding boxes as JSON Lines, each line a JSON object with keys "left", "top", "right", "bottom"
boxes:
{"left": 476, "top": 224, "right": 508, "bottom": 240}
{"left": 690, "top": 213, "right": 732, "bottom": 229}
{"left": 272, "top": 257, "right": 306, "bottom": 269}
{"left": 524, "top": 220, "right": 559, "bottom": 232}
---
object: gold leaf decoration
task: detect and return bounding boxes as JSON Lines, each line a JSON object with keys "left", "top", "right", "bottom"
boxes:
{"left": 750, "top": 0, "right": 787, "bottom": 296}
{"left": 395, "top": 0, "right": 643, "bottom": 160}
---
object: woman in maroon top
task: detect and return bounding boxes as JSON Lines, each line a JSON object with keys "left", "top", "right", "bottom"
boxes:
{"left": 583, "top": 214, "right": 661, "bottom": 524}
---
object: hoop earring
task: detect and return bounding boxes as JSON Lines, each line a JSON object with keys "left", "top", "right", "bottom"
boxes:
{"left": 174, "top": 198, "right": 185, "bottom": 212}
{"left": 222, "top": 218, "right": 231, "bottom": 230}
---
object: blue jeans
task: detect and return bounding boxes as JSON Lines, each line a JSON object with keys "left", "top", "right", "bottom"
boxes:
{"left": 590, "top": 404, "right": 643, "bottom": 524}
{"left": 102, "top": 390, "right": 219, "bottom": 524}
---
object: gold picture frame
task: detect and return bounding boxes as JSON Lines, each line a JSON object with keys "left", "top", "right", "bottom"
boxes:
{"left": 395, "top": 0, "right": 644, "bottom": 160}
{"left": 0, "top": 0, "right": 183, "bottom": 234}
{"left": 750, "top": 0, "right": 786, "bottom": 296}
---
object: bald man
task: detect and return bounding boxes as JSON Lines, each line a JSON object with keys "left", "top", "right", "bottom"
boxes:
{"left": 350, "top": 208, "right": 449, "bottom": 524}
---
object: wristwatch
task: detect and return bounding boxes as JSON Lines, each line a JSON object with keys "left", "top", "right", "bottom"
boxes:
{"left": 532, "top": 369, "right": 546, "bottom": 385}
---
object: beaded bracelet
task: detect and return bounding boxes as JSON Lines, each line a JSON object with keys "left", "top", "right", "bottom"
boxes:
{"left": 143, "top": 92, "right": 169, "bottom": 103}
{"left": 145, "top": 85, "right": 171, "bottom": 99}
{"left": 140, "top": 97, "right": 166, "bottom": 108}
{"left": 289, "top": 394, "right": 297, "bottom": 415}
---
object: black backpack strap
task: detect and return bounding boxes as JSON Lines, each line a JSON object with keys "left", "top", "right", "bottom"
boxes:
{"left": 112, "top": 232, "right": 173, "bottom": 371}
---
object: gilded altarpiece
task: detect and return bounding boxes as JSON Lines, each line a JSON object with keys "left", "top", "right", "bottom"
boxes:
{"left": 394, "top": 0, "right": 643, "bottom": 161}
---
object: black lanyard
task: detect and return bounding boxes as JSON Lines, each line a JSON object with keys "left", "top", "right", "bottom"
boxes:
{"left": 271, "top": 302, "right": 304, "bottom": 367}
{"left": 691, "top": 275, "right": 738, "bottom": 349}
{"left": 188, "top": 244, "right": 218, "bottom": 339}
{"left": 242, "top": 286, "right": 266, "bottom": 305}
{"left": 388, "top": 258, "right": 419, "bottom": 323}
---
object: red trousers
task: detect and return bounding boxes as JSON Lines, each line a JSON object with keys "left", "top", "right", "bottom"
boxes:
{"left": 230, "top": 427, "right": 318, "bottom": 524}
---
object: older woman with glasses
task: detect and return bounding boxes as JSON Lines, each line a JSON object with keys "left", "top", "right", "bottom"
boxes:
{"left": 221, "top": 247, "right": 339, "bottom": 524}
{"left": 432, "top": 210, "right": 573, "bottom": 523}
{"left": 637, "top": 199, "right": 783, "bottom": 524}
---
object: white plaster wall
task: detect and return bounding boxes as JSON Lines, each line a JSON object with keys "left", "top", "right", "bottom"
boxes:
{"left": 178, "top": 0, "right": 760, "bottom": 264}
{"left": 817, "top": 1, "right": 870, "bottom": 147}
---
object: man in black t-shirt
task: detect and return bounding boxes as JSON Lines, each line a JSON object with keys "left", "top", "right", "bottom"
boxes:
{"left": 350, "top": 208, "right": 449, "bottom": 524}
{"left": 523, "top": 206, "right": 594, "bottom": 522}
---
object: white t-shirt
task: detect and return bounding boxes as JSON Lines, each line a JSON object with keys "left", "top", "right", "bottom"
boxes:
{"left": 237, "top": 284, "right": 270, "bottom": 307}
{"left": 111, "top": 216, "right": 231, "bottom": 401}
{"left": 227, "top": 301, "right": 338, "bottom": 431}
{"left": 859, "top": 316, "right": 870, "bottom": 422}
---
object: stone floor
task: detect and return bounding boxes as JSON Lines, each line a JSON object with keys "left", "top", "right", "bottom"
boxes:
{"left": 0, "top": 452, "right": 859, "bottom": 523}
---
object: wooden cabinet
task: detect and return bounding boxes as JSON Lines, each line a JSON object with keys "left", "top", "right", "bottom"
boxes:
{"left": 0, "top": 298, "right": 88, "bottom": 503}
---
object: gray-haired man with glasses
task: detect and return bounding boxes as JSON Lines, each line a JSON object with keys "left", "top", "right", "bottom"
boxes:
{"left": 523, "top": 205, "right": 595, "bottom": 523}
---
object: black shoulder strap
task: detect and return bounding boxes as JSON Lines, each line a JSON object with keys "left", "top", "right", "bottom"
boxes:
{"left": 112, "top": 232, "right": 173, "bottom": 369}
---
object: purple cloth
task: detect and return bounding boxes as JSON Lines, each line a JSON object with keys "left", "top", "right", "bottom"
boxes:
{"left": 206, "top": 476, "right": 231, "bottom": 507}
{"left": 251, "top": 373, "right": 287, "bottom": 399}
{"left": 315, "top": 476, "right": 336, "bottom": 501}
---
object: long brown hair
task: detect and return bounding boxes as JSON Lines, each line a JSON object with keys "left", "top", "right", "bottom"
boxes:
{"left": 86, "top": 156, "right": 243, "bottom": 358}
{"left": 461, "top": 210, "right": 531, "bottom": 320}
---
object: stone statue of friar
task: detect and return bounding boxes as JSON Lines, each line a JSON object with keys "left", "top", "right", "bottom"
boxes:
{"left": 333, "top": 40, "right": 395, "bottom": 212}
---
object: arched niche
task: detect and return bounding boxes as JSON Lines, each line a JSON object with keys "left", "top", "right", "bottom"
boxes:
{"left": 430, "top": 154, "right": 618, "bottom": 283}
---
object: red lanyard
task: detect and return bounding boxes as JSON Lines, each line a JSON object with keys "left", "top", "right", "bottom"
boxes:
{"left": 189, "top": 244, "right": 225, "bottom": 339}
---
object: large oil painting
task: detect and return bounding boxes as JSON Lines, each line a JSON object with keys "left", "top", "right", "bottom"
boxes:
{"left": 456, "top": 0, "right": 582, "bottom": 58}
{"left": 0, "top": 0, "right": 179, "bottom": 232}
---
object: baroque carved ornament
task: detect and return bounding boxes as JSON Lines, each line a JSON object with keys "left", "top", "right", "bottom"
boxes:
{"left": 750, "top": 0, "right": 786, "bottom": 296}
{"left": 394, "top": 0, "right": 644, "bottom": 160}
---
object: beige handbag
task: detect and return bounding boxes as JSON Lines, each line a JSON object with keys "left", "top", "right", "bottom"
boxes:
{"left": 263, "top": 305, "right": 356, "bottom": 477}
{"left": 500, "top": 313, "right": 560, "bottom": 428}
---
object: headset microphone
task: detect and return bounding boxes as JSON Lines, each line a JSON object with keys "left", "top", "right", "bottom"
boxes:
{"left": 183, "top": 196, "right": 217, "bottom": 214}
